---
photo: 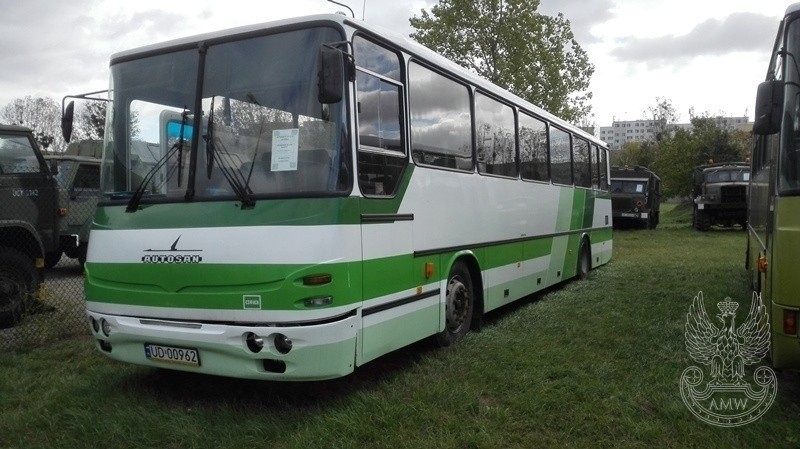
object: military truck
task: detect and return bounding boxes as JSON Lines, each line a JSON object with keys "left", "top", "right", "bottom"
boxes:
{"left": 0, "top": 125, "right": 62, "bottom": 328}
{"left": 610, "top": 166, "right": 662, "bottom": 229}
{"left": 691, "top": 162, "right": 750, "bottom": 231}
{"left": 43, "top": 140, "right": 102, "bottom": 267}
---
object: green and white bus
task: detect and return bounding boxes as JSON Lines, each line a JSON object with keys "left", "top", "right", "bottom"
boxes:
{"left": 80, "top": 14, "right": 612, "bottom": 380}
{"left": 749, "top": 3, "right": 800, "bottom": 370}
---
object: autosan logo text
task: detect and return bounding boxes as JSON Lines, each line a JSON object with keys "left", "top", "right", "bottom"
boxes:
{"left": 141, "top": 235, "right": 203, "bottom": 264}
{"left": 141, "top": 254, "right": 202, "bottom": 264}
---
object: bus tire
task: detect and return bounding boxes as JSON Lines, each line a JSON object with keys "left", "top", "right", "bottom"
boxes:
{"left": 0, "top": 249, "right": 39, "bottom": 329}
{"left": 577, "top": 240, "right": 591, "bottom": 280}
{"left": 436, "top": 261, "right": 474, "bottom": 347}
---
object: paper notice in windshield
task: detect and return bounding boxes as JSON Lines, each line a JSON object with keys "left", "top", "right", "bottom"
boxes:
{"left": 271, "top": 129, "right": 299, "bottom": 171}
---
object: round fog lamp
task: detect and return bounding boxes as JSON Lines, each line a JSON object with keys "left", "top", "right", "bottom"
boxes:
{"left": 274, "top": 334, "right": 293, "bottom": 354}
{"left": 245, "top": 332, "right": 264, "bottom": 353}
{"left": 100, "top": 318, "right": 111, "bottom": 337}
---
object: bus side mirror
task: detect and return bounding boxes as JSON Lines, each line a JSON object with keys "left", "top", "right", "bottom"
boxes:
{"left": 318, "top": 46, "right": 345, "bottom": 104}
{"left": 62, "top": 101, "right": 75, "bottom": 143}
{"left": 753, "top": 80, "right": 784, "bottom": 135}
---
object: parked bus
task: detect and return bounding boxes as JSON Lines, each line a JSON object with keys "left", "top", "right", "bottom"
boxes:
{"left": 749, "top": 3, "right": 800, "bottom": 370}
{"left": 74, "top": 14, "right": 612, "bottom": 380}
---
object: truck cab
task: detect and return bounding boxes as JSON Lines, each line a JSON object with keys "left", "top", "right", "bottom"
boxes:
{"left": 610, "top": 166, "right": 662, "bottom": 229}
{"left": 692, "top": 162, "right": 750, "bottom": 231}
{"left": 43, "top": 140, "right": 102, "bottom": 267}
{"left": 0, "top": 125, "right": 60, "bottom": 328}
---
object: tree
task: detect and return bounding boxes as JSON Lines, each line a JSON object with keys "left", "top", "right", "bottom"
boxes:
{"left": 77, "top": 101, "right": 107, "bottom": 141}
{"left": 652, "top": 128, "right": 696, "bottom": 198}
{"left": 0, "top": 96, "right": 64, "bottom": 151}
{"left": 644, "top": 97, "right": 679, "bottom": 142}
{"left": 410, "top": 0, "right": 594, "bottom": 123}
{"left": 613, "top": 140, "right": 657, "bottom": 169}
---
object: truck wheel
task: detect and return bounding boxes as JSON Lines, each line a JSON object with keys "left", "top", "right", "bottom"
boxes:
{"left": 0, "top": 249, "right": 39, "bottom": 329}
{"left": 77, "top": 242, "right": 88, "bottom": 267}
{"left": 44, "top": 251, "right": 62, "bottom": 269}
{"left": 695, "top": 210, "right": 711, "bottom": 232}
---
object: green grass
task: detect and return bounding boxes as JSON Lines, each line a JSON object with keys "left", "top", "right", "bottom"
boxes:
{"left": 2, "top": 208, "right": 800, "bottom": 449}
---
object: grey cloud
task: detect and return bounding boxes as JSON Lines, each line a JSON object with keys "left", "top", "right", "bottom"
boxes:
{"left": 0, "top": 2, "right": 201, "bottom": 108}
{"left": 610, "top": 12, "right": 779, "bottom": 67}
{"left": 538, "top": 0, "right": 616, "bottom": 44}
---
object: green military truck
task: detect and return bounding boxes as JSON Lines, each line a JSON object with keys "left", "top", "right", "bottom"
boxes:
{"left": 691, "top": 162, "right": 750, "bottom": 231}
{"left": 43, "top": 140, "right": 102, "bottom": 267}
{"left": 0, "top": 125, "right": 62, "bottom": 328}
{"left": 610, "top": 166, "right": 662, "bottom": 229}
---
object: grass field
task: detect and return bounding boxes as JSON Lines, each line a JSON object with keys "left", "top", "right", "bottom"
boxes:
{"left": 2, "top": 203, "right": 799, "bottom": 449}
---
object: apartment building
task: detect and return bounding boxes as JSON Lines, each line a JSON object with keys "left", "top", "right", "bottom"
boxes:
{"left": 598, "top": 116, "right": 750, "bottom": 151}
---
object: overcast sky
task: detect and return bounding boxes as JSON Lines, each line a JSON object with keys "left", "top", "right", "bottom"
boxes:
{"left": 0, "top": 0, "right": 791, "bottom": 129}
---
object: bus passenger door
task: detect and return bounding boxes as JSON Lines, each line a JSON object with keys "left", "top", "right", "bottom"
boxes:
{"left": 358, "top": 195, "right": 420, "bottom": 364}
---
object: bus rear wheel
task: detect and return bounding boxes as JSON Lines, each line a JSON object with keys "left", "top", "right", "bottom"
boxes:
{"left": 577, "top": 240, "right": 591, "bottom": 280}
{"left": 436, "top": 261, "right": 474, "bottom": 347}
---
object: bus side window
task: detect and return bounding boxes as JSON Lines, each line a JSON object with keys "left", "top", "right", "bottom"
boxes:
{"left": 600, "top": 148, "right": 609, "bottom": 190}
{"left": 475, "top": 92, "right": 516, "bottom": 178}
{"left": 409, "top": 62, "right": 473, "bottom": 172}
{"left": 519, "top": 113, "right": 549, "bottom": 182}
{"left": 573, "top": 137, "right": 592, "bottom": 188}
{"left": 549, "top": 127, "right": 572, "bottom": 185}
{"left": 591, "top": 144, "right": 600, "bottom": 189}
{"left": 354, "top": 36, "right": 405, "bottom": 196}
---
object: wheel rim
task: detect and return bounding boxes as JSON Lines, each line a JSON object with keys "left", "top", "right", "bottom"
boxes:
{"left": 445, "top": 276, "right": 470, "bottom": 333}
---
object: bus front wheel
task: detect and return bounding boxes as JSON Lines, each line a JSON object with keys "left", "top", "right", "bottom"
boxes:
{"left": 436, "top": 261, "right": 474, "bottom": 347}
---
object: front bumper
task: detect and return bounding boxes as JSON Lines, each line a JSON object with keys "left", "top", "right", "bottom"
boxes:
{"left": 86, "top": 309, "right": 359, "bottom": 381}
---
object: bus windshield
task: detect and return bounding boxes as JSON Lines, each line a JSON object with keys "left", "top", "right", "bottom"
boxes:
{"left": 781, "top": 16, "right": 800, "bottom": 193}
{"left": 103, "top": 26, "right": 349, "bottom": 203}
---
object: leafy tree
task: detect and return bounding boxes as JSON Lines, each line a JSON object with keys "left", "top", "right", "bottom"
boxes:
{"left": 644, "top": 97, "right": 679, "bottom": 142}
{"left": 409, "top": 0, "right": 594, "bottom": 122}
{"left": 612, "top": 140, "right": 657, "bottom": 169}
{"left": 0, "top": 95, "right": 64, "bottom": 151}
{"left": 78, "top": 101, "right": 107, "bottom": 141}
{"left": 652, "top": 128, "right": 696, "bottom": 198}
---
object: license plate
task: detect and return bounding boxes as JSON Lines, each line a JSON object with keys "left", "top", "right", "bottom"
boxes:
{"left": 144, "top": 343, "right": 200, "bottom": 367}
{"left": 621, "top": 213, "right": 638, "bottom": 218}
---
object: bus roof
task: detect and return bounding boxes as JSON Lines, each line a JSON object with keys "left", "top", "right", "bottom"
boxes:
{"left": 788, "top": 3, "right": 800, "bottom": 16}
{"left": 110, "top": 14, "right": 604, "bottom": 149}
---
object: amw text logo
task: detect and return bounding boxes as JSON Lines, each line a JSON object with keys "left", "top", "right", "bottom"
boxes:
{"left": 680, "top": 292, "right": 777, "bottom": 427}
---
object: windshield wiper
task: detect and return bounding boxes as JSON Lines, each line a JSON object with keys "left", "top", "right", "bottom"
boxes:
{"left": 126, "top": 107, "right": 189, "bottom": 212}
{"left": 204, "top": 96, "right": 255, "bottom": 208}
